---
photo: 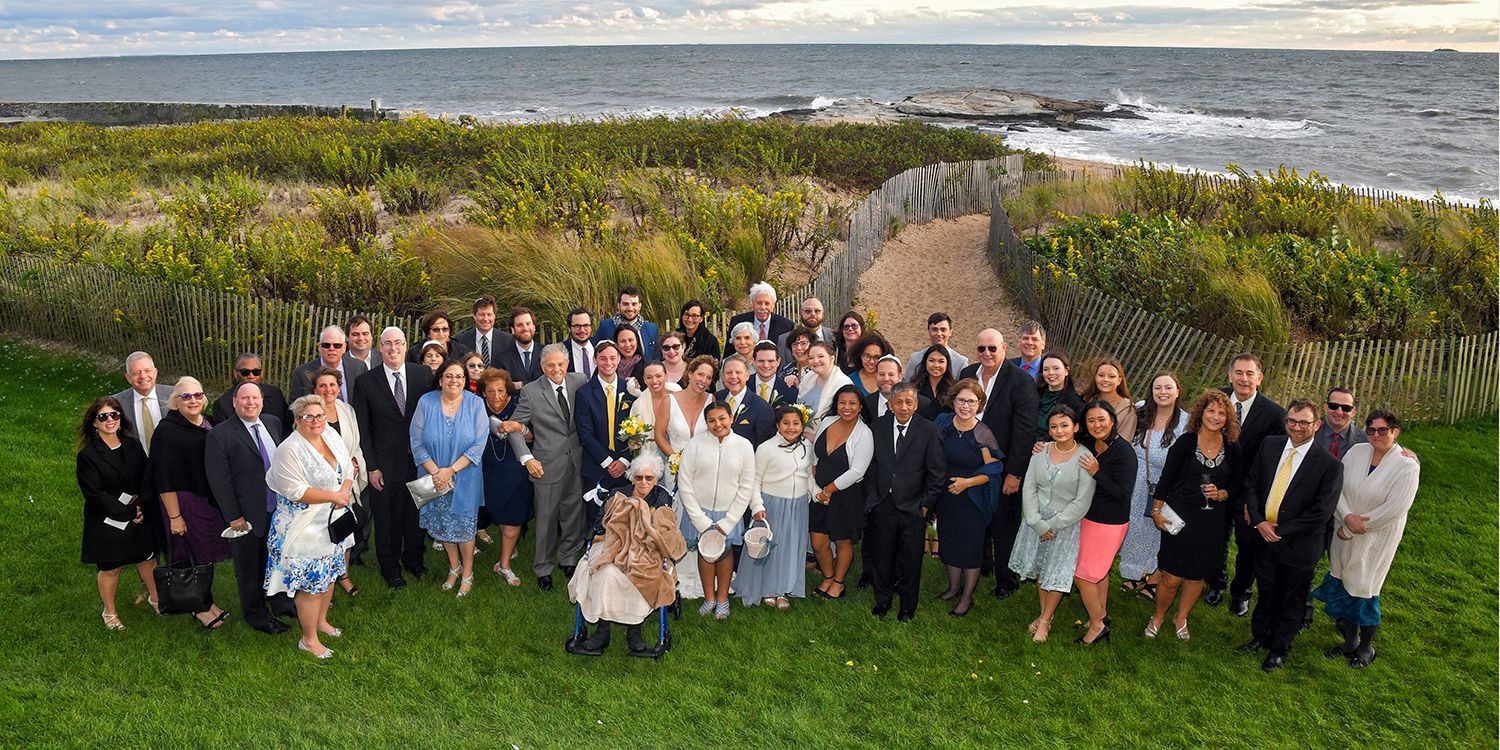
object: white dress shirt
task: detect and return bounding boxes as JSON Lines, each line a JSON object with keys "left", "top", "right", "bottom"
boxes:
{"left": 130, "top": 389, "right": 161, "bottom": 443}
{"left": 1232, "top": 392, "right": 1257, "bottom": 425}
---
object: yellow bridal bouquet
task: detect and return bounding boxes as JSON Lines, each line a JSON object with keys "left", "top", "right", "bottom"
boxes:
{"left": 617, "top": 417, "right": 652, "bottom": 453}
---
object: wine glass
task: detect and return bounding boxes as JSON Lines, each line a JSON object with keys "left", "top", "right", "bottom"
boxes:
{"left": 1199, "top": 473, "right": 1214, "bottom": 511}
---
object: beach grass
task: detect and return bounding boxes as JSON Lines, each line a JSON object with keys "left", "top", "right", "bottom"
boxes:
{"left": 1, "top": 336, "right": 1494, "bottom": 748}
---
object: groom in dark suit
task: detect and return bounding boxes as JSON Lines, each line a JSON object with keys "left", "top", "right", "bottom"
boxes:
{"left": 574, "top": 341, "right": 636, "bottom": 529}
{"left": 1236, "top": 399, "right": 1343, "bottom": 671}
{"left": 204, "top": 382, "right": 294, "bottom": 633}
{"left": 716, "top": 354, "right": 774, "bottom": 446}
{"left": 864, "top": 384, "right": 947, "bottom": 621}
{"left": 351, "top": 327, "right": 432, "bottom": 589}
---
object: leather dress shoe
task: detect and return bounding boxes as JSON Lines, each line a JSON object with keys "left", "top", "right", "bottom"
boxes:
{"left": 1261, "top": 653, "right": 1287, "bottom": 672}
{"left": 561, "top": 565, "right": 576, "bottom": 578}
{"left": 897, "top": 611, "right": 915, "bottom": 623}
{"left": 1204, "top": 587, "right": 1225, "bottom": 607}
{"left": 992, "top": 586, "right": 1017, "bottom": 601}
{"left": 871, "top": 604, "right": 891, "bottom": 618}
{"left": 252, "top": 619, "right": 291, "bottom": 635}
{"left": 386, "top": 577, "right": 407, "bottom": 589}
{"left": 1236, "top": 639, "right": 1267, "bottom": 654}
{"left": 407, "top": 568, "right": 427, "bottom": 581}
{"left": 1229, "top": 595, "right": 1251, "bottom": 617}
{"left": 537, "top": 575, "right": 554, "bottom": 591}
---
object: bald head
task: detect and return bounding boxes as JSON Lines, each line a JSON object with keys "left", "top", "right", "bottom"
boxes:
{"left": 976, "top": 328, "right": 1006, "bottom": 370}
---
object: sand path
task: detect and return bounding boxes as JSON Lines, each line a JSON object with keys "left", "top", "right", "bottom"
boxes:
{"left": 854, "top": 214, "right": 1029, "bottom": 358}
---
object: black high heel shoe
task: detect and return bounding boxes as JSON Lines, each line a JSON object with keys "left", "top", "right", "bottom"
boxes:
{"left": 825, "top": 578, "right": 847, "bottom": 600}
{"left": 949, "top": 600, "right": 973, "bottom": 617}
{"left": 1076, "top": 624, "right": 1112, "bottom": 645}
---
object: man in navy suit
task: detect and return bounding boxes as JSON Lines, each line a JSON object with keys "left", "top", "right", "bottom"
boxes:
{"left": 593, "top": 285, "right": 660, "bottom": 361}
{"left": 1236, "top": 399, "right": 1343, "bottom": 672}
{"left": 574, "top": 341, "right": 636, "bottom": 529}
{"left": 716, "top": 354, "right": 774, "bottom": 446}
{"left": 750, "top": 342, "right": 795, "bottom": 407}
{"left": 495, "top": 306, "right": 543, "bottom": 384}
{"left": 1208, "top": 353, "right": 1288, "bottom": 615}
{"left": 204, "top": 382, "right": 295, "bottom": 633}
{"left": 1006, "top": 321, "right": 1046, "bottom": 381}
{"left": 728, "top": 281, "right": 793, "bottom": 346}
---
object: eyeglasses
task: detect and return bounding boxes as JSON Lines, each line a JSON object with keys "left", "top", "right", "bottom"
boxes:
{"left": 94, "top": 411, "right": 122, "bottom": 423}
{"left": 1325, "top": 402, "right": 1354, "bottom": 413}
{"left": 179, "top": 392, "right": 206, "bottom": 402}
{"left": 954, "top": 397, "right": 980, "bottom": 406}
{"left": 237, "top": 368, "right": 263, "bottom": 377}
{"left": 1367, "top": 425, "right": 1394, "bottom": 436}
{"left": 441, "top": 373, "right": 466, "bottom": 381}
{"left": 319, "top": 342, "right": 345, "bottom": 349}
{"left": 298, "top": 413, "right": 327, "bottom": 423}
{"left": 661, "top": 343, "right": 683, "bottom": 351}
{"left": 841, "top": 323, "right": 861, "bottom": 330}
{"left": 569, "top": 323, "right": 592, "bottom": 329}
{"left": 976, "top": 345, "right": 999, "bottom": 353}
{"left": 465, "top": 363, "right": 486, "bottom": 370}
{"left": 861, "top": 353, "right": 881, "bottom": 362}
{"left": 1285, "top": 418, "right": 1317, "bottom": 428}
{"left": 428, "top": 326, "right": 450, "bottom": 334}
{"left": 682, "top": 312, "right": 703, "bottom": 319}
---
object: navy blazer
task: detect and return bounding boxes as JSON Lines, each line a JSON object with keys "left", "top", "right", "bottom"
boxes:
{"left": 728, "top": 311, "right": 794, "bottom": 345}
{"left": 494, "top": 342, "right": 543, "bottom": 385}
{"left": 575, "top": 375, "right": 638, "bottom": 491}
{"left": 717, "top": 388, "right": 775, "bottom": 446}
{"left": 594, "top": 318, "right": 660, "bottom": 361}
{"left": 748, "top": 375, "right": 796, "bottom": 409}
{"left": 1007, "top": 355, "right": 1044, "bottom": 381}
{"left": 203, "top": 414, "right": 284, "bottom": 538}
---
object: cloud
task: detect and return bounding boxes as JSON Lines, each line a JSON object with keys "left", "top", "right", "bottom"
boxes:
{"left": 0, "top": 0, "right": 1492, "bottom": 57}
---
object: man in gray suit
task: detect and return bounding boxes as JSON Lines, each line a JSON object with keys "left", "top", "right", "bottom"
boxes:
{"left": 113, "top": 351, "right": 174, "bottom": 455}
{"left": 291, "top": 325, "right": 367, "bottom": 402}
{"left": 502, "top": 343, "right": 587, "bottom": 591}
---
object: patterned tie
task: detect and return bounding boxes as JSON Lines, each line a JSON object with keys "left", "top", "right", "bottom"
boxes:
{"left": 604, "top": 382, "right": 616, "bottom": 451}
{"left": 252, "top": 424, "right": 276, "bottom": 513}
{"left": 480, "top": 333, "right": 490, "bottom": 365}
{"left": 1264, "top": 447, "right": 1297, "bottom": 523}
{"left": 582, "top": 347, "right": 592, "bottom": 377}
{"left": 556, "top": 384, "right": 571, "bottom": 422}
{"left": 1330, "top": 432, "right": 1342, "bottom": 460}
{"left": 393, "top": 371, "right": 406, "bottom": 417}
{"left": 139, "top": 397, "right": 156, "bottom": 450}
{"left": 1235, "top": 400, "right": 1244, "bottom": 423}
{"left": 759, "top": 320, "right": 767, "bottom": 341}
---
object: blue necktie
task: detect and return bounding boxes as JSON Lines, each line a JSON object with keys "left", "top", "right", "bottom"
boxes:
{"left": 253, "top": 424, "right": 275, "bottom": 513}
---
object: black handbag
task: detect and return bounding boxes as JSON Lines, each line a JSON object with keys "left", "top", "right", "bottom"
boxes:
{"left": 153, "top": 543, "right": 214, "bottom": 615}
{"left": 328, "top": 501, "right": 360, "bottom": 544}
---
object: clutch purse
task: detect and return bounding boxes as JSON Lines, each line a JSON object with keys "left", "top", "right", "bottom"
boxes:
{"left": 1158, "top": 503, "right": 1186, "bottom": 536}
{"left": 406, "top": 474, "right": 450, "bottom": 509}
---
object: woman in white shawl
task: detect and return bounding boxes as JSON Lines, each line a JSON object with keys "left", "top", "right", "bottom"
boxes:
{"left": 312, "top": 367, "right": 367, "bottom": 597}
{"left": 1312, "top": 409, "right": 1419, "bottom": 669}
{"left": 797, "top": 341, "right": 852, "bottom": 437}
{"left": 265, "top": 395, "right": 356, "bottom": 660}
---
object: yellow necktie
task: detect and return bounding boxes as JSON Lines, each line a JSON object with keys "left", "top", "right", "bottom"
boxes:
{"left": 1264, "top": 448, "right": 1296, "bottom": 523}
{"left": 140, "top": 398, "right": 156, "bottom": 449}
{"left": 605, "top": 383, "right": 616, "bottom": 451}
{"left": 758, "top": 383, "right": 769, "bottom": 401}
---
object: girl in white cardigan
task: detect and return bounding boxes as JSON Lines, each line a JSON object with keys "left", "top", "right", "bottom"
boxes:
{"left": 677, "top": 401, "right": 758, "bottom": 620}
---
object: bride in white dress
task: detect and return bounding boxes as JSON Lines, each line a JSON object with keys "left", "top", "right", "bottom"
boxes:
{"left": 628, "top": 360, "right": 711, "bottom": 597}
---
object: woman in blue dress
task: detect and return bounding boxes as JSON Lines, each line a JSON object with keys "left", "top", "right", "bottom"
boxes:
{"left": 410, "top": 360, "right": 489, "bottom": 598}
{"left": 479, "top": 367, "right": 534, "bottom": 588}
{"left": 934, "top": 379, "right": 1006, "bottom": 617}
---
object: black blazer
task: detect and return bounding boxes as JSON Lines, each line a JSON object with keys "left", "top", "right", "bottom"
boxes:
{"left": 863, "top": 413, "right": 947, "bottom": 514}
{"left": 76, "top": 436, "right": 153, "bottom": 565}
{"left": 352, "top": 363, "right": 431, "bottom": 483}
{"left": 717, "top": 388, "right": 775, "bottom": 446}
{"left": 290, "top": 355, "right": 368, "bottom": 401}
{"left": 1221, "top": 388, "right": 1287, "bottom": 454}
{"left": 958, "top": 361, "right": 1039, "bottom": 480}
{"left": 203, "top": 415, "right": 284, "bottom": 538}
{"left": 494, "top": 342, "right": 544, "bottom": 385}
{"left": 210, "top": 382, "right": 290, "bottom": 429}
{"left": 1246, "top": 438, "right": 1343, "bottom": 567}
{"left": 728, "top": 311, "right": 794, "bottom": 345}
{"left": 575, "top": 376, "right": 638, "bottom": 490}
{"left": 450, "top": 327, "right": 516, "bottom": 367}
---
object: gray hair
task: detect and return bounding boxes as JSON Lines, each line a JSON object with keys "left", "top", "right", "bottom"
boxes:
{"left": 540, "top": 342, "right": 569, "bottom": 363}
{"left": 627, "top": 453, "right": 666, "bottom": 482}
{"left": 319, "top": 325, "right": 346, "bottom": 344}
{"left": 380, "top": 326, "right": 405, "bottom": 343}
{"left": 233, "top": 352, "right": 262, "bottom": 368}
{"left": 890, "top": 382, "right": 919, "bottom": 399}
{"left": 730, "top": 322, "right": 757, "bottom": 341}
{"left": 167, "top": 376, "right": 203, "bottom": 410}
{"left": 747, "top": 281, "right": 777, "bottom": 305}
{"left": 124, "top": 351, "right": 154, "bottom": 374}
{"left": 721, "top": 353, "right": 750, "bottom": 372}
{"left": 289, "top": 394, "right": 325, "bottom": 420}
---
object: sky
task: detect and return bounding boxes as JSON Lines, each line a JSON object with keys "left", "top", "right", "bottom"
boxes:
{"left": 0, "top": 0, "right": 1494, "bottom": 59}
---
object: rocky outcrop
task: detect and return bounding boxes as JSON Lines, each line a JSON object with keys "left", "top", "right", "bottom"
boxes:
{"left": 0, "top": 101, "right": 396, "bottom": 126}
{"left": 773, "top": 88, "right": 1144, "bottom": 131}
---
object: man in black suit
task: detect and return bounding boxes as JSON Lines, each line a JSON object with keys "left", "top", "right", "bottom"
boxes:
{"left": 1236, "top": 399, "right": 1343, "bottom": 671}
{"left": 564, "top": 307, "right": 598, "bottom": 377}
{"left": 291, "top": 325, "right": 368, "bottom": 402}
{"left": 574, "top": 341, "right": 636, "bottom": 529}
{"left": 204, "top": 382, "right": 295, "bottom": 633}
{"left": 728, "top": 281, "right": 793, "bottom": 346}
{"left": 864, "top": 384, "right": 947, "bottom": 621}
{"left": 958, "top": 328, "right": 1039, "bottom": 598}
{"left": 1208, "top": 353, "right": 1288, "bottom": 614}
{"left": 451, "top": 295, "right": 514, "bottom": 367}
{"left": 352, "top": 327, "right": 432, "bottom": 588}
{"left": 211, "top": 353, "right": 290, "bottom": 427}
{"left": 494, "top": 306, "right": 543, "bottom": 384}
{"left": 346, "top": 314, "right": 379, "bottom": 371}
{"left": 717, "top": 354, "right": 775, "bottom": 446}
{"left": 750, "top": 342, "right": 795, "bottom": 407}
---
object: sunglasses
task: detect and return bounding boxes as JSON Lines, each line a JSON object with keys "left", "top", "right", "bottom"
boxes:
{"left": 94, "top": 411, "right": 122, "bottom": 423}
{"left": 661, "top": 343, "right": 683, "bottom": 351}
{"left": 237, "top": 368, "right": 263, "bottom": 377}
{"left": 1325, "top": 402, "right": 1354, "bottom": 413}
{"left": 841, "top": 323, "right": 861, "bottom": 330}
{"left": 632, "top": 475, "right": 657, "bottom": 482}
{"left": 180, "top": 392, "right": 206, "bottom": 401}
{"left": 428, "top": 326, "right": 450, "bottom": 333}
{"left": 976, "top": 345, "right": 999, "bottom": 353}
{"left": 319, "top": 342, "right": 345, "bottom": 349}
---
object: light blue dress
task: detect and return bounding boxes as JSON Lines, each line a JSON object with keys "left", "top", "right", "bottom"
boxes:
{"left": 409, "top": 390, "right": 488, "bottom": 543}
{"left": 1118, "top": 411, "right": 1189, "bottom": 581}
{"left": 1009, "top": 447, "right": 1095, "bottom": 593}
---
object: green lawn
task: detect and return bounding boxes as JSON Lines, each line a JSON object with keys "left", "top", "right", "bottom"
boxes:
{"left": 1, "top": 337, "right": 1494, "bottom": 749}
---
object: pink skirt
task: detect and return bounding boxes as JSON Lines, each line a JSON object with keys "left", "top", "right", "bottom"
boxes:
{"left": 1074, "top": 519, "right": 1128, "bottom": 583}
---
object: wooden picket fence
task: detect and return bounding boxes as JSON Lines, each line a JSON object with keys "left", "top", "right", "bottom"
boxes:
{"left": 987, "top": 177, "right": 1499, "bottom": 423}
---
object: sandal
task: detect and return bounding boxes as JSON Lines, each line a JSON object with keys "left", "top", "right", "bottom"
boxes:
{"left": 495, "top": 566, "right": 521, "bottom": 587}
{"left": 1144, "top": 616, "right": 1161, "bottom": 639}
{"left": 338, "top": 575, "right": 359, "bottom": 598}
{"left": 775, "top": 596, "right": 791, "bottom": 611}
{"left": 441, "top": 566, "right": 461, "bottom": 591}
{"left": 761, "top": 597, "right": 780, "bottom": 608}
{"left": 456, "top": 575, "right": 474, "bottom": 598}
{"left": 698, "top": 600, "right": 716, "bottom": 616}
{"left": 476, "top": 530, "right": 494, "bottom": 545}
{"left": 1139, "top": 582, "right": 1158, "bottom": 602}
{"left": 1032, "top": 618, "right": 1052, "bottom": 643}
{"left": 714, "top": 601, "right": 731, "bottom": 621}
{"left": 101, "top": 611, "right": 125, "bottom": 631}
{"left": 824, "top": 578, "right": 846, "bottom": 600}
{"left": 1174, "top": 621, "right": 1191, "bottom": 641}
{"left": 197, "top": 610, "right": 230, "bottom": 630}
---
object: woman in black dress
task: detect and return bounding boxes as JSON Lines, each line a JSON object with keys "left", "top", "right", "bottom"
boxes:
{"left": 480, "top": 368, "right": 534, "bottom": 587}
{"left": 77, "top": 396, "right": 159, "bottom": 630}
{"left": 810, "top": 385, "right": 873, "bottom": 600}
{"left": 934, "top": 379, "right": 1005, "bottom": 616}
{"left": 149, "top": 376, "right": 231, "bottom": 629}
{"left": 677, "top": 299, "right": 722, "bottom": 361}
{"left": 1033, "top": 352, "right": 1085, "bottom": 448}
{"left": 1146, "top": 389, "right": 1242, "bottom": 641}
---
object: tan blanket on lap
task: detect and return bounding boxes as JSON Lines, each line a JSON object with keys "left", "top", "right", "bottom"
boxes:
{"left": 589, "top": 493, "right": 686, "bottom": 609}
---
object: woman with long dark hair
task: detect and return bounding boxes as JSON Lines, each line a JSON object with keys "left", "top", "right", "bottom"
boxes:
{"left": 76, "top": 396, "right": 159, "bottom": 630}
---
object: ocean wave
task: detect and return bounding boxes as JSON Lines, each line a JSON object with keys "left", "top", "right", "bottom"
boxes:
{"left": 1417, "top": 108, "right": 1455, "bottom": 117}
{"left": 1107, "top": 109, "right": 1326, "bottom": 142}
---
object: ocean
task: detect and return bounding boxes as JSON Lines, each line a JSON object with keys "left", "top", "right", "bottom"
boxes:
{"left": 1, "top": 44, "right": 1494, "bottom": 202}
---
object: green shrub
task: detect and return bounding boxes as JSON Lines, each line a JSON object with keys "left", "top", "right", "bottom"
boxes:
{"left": 319, "top": 142, "right": 385, "bottom": 187}
{"left": 311, "top": 187, "right": 379, "bottom": 249}
{"left": 68, "top": 169, "right": 138, "bottom": 220}
{"left": 161, "top": 171, "right": 266, "bottom": 241}
{"left": 376, "top": 165, "right": 445, "bottom": 214}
